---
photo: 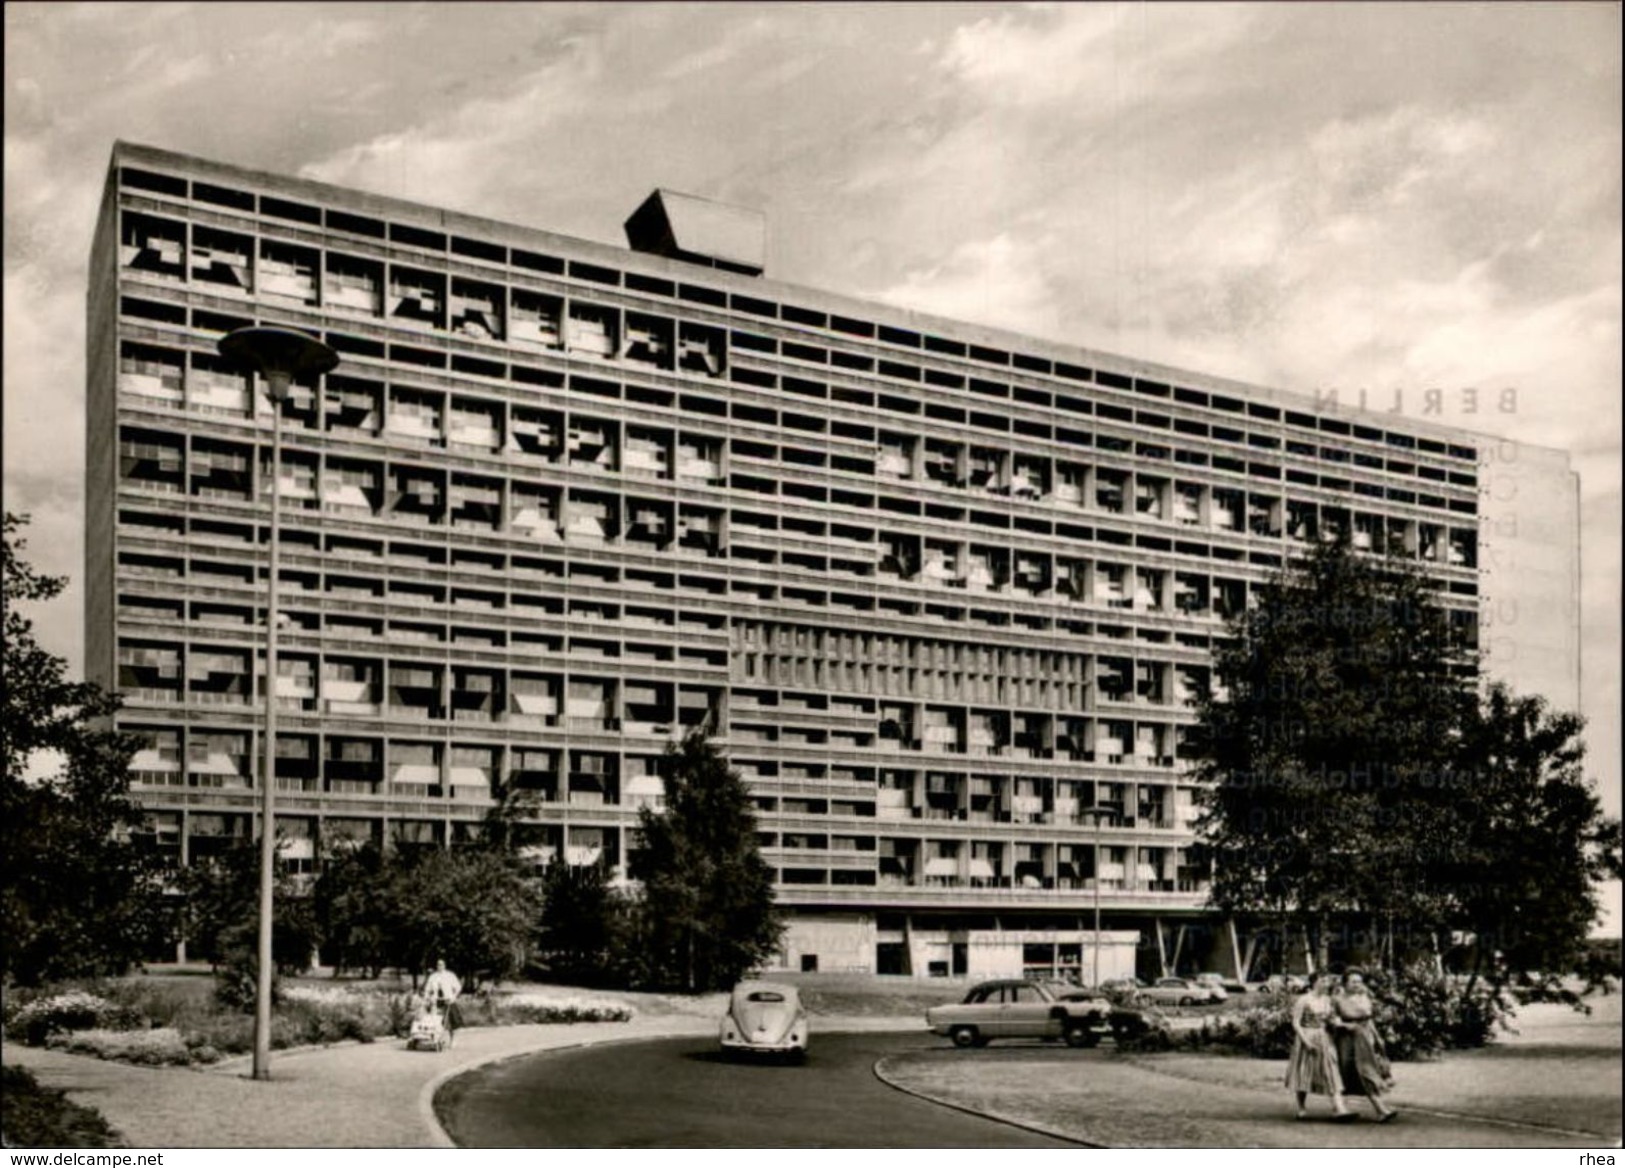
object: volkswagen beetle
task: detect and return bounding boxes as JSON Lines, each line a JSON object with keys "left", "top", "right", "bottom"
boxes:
{"left": 720, "top": 980, "right": 808, "bottom": 1059}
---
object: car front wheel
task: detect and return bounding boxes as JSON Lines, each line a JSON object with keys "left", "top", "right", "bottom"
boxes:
{"left": 950, "top": 1026, "right": 980, "bottom": 1049}
{"left": 1063, "top": 1023, "right": 1099, "bottom": 1048}
{"left": 1179, "top": 996, "right": 1195, "bottom": 1006}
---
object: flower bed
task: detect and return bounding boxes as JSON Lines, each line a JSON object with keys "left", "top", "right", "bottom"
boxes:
{"left": 4, "top": 991, "right": 145, "bottom": 1047}
{"left": 3, "top": 978, "right": 634, "bottom": 1069}
{"left": 46, "top": 1027, "right": 196, "bottom": 1067}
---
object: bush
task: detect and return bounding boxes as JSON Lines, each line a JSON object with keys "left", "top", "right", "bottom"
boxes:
{"left": 1188, "top": 1002, "right": 1296, "bottom": 1058}
{"left": 1169, "top": 973, "right": 1517, "bottom": 1062}
{"left": 1, "top": 1065, "right": 121, "bottom": 1148}
{"left": 4, "top": 990, "right": 148, "bottom": 1046}
{"left": 1370, "top": 969, "right": 1515, "bottom": 1059}
{"left": 1109, "top": 1005, "right": 1176, "bottom": 1052}
{"left": 489, "top": 1001, "right": 634, "bottom": 1026}
{"left": 46, "top": 1027, "right": 192, "bottom": 1067}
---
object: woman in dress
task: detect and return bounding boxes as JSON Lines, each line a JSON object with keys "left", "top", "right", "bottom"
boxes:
{"left": 1332, "top": 970, "right": 1397, "bottom": 1122}
{"left": 1285, "top": 971, "right": 1354, "bottom": 1121}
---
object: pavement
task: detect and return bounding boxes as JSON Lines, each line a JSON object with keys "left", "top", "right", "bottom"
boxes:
{"left": 881, "top": 996, "right": 1623, "bottom": 1148}
{"left": 1, "top": 1013, "right": 903, "bottom": 1148}
{"left": 4, "top": 998, "right": 1619, "bottom": 1148}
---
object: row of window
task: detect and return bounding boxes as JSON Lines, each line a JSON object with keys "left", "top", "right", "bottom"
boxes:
{"left": 116, "top": 311, "right": 1481, "bottom": 518}
{"left": 116, "top": 164, "right": 1476, "bottom": 466}
{"left": 134, "top": 805, "right": 619, "bottom": 873}
{"left": 119, "top": 425, "right": 1482, "bottom": 574}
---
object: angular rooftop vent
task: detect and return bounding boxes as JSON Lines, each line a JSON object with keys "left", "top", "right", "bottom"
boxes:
{"left": 625, "top": 189, "right": 765, "bottom": 277}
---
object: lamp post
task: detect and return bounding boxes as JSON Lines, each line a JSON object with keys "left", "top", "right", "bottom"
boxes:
{"left": 1082, "top": 804, "right": 1116, "bottom": 988}
{"left": 218, "top": 327, "right": 338, "bottom": 1081}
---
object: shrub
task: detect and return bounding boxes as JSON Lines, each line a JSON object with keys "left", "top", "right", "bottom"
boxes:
{"left": 1109, "top": 1005, "right": 1176, "bottom": 1052}
{"left": 46, "top": 1027, "right": 192, "bottom": 1067}
{"left": 385, "top": 992, "right": 417, "bottom": 1038}
{"left": 490, "top": 1001, "right": 634, "bottom": 1026}
{"left": 4, "top": 990, "right": 148, "bottom": 1046}
{"left": 471, "top": 990, "right": 636, "bottom": 1028}
{"left": 1188, "top": 1002, "right": 1296, "bottom": 1058}
{"left": 280, "top": 998, "right": 374, "bottom": 1046}
{"left": 1369, "top": 969, "right": 1515, "bottom": 1059}
{"left": 1, "top": 1066, "right": 121, "bottom": 1148}
{"left": 1170, "top": 973, "right": 1517, "bottom": 1062}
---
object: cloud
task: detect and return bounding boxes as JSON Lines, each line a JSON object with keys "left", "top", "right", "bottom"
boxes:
{"left": 937, "top": 3, "right": 1255, "bottom": 110}
{"left": 869, "top": 232, "right": 1063, "bottom": 338}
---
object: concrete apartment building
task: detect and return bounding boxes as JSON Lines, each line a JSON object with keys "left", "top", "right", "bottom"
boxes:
{"left": 85, "top": 142, "right": 1579, "bottom": 979}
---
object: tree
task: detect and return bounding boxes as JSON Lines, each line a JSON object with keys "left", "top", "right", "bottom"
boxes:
{"left": 632, "top": 730, "right": 782, "bottom": 991}
{"left": 179, "top": 839, "right": 320, "bottom": 1007}
{"left": 382, "top": 844, "right": 542, "bottom": 990}
{"left": 2, "top": 513, "right": 167, "bottom": 983}
{"left": 1440, "top": 685, "right": 1620, "bottom": 987}
{"left": 536, "top": 860, "right": 635, "bottom": 987}
{"left": 1192, "top": 538, "right": 1616, "bottom": 984}
{"left": 312, "top": 839, "right": 394, "bottom": 977}
{"left": 1193, "top": 540, "right": 1469, "bottom": 967}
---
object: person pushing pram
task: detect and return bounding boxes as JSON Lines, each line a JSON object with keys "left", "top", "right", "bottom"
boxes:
{"left": 409, "top": 958, "right": 463, "bottom": 1050}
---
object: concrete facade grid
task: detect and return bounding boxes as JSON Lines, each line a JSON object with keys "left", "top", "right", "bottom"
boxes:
{"left": 85, "top": 142, "right": 1557, "bottom": 976}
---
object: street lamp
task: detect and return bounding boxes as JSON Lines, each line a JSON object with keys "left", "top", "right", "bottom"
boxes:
{"left": 218, "top": 327, "right": 338, "bottom": 1081}
{"left": 1081, "top": 805, "right": 1117, "bottom": 989}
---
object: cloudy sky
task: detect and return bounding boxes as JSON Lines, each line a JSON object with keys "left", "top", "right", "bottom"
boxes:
{"left": 5, "top": 2, "right": 1620, "bottom": 918}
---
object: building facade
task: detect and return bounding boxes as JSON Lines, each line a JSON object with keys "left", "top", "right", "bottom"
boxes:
{"left": 85, "top": 142, "right": 1577, "bottom": 979}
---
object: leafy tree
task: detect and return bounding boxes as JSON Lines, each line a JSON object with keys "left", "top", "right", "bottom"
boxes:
{"left": 1192, "top": 538, "right": 1616, "bottom": 988}
{"left": 312, "top": 839, "right": 394, "bottom": 977}
{"left": 179, "top": 839, "right": 319, "bottom": 1006}
{"left": 1, "top": 513, "right": 167, "bottom": 983}
{"left": 536, "top": 860, "right": 636, "bottom": 987}
{"left": 632, "top": 730, "right": 782, "bottom": 991}
{"left": 1192, "top": 540, "right": 1469, "bottom": 966}
{"left": 1440, "top": 685, "right": 1621, "bottom": 988}
{"left": 382, "top": 844, "right": 542, "bottom": 990}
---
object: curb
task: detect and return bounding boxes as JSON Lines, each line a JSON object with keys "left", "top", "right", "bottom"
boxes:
{"left": 871, "top": 1055, "right": 1099, "bottom": 1148}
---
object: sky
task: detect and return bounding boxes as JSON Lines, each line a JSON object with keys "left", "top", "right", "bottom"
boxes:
{"left": 5, "top": 2, "right": 1621, "bottom": 926}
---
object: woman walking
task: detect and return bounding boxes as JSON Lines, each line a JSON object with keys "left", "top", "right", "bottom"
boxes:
{"left": 1285, "top": 971, "right": 1354, "bottom": 1121}
{"left": 1332, "top": 970, "right": 1397, "bottom": 1122}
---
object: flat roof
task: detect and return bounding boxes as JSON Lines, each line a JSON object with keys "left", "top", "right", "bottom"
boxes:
{"left": 106, "top": 140, "right": 1565, "bottom": 459}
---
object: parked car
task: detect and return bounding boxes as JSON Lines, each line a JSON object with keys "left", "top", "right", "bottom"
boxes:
{"left": 1140, "top": 977, "right": 1224, "bottom": 1006}
{"left": 1098, "top": 977, "right": 1149, "bottom": 1002}
{"left": 1191, "top": 972, "right": 1236, "bottom": 999}
{"left": 1257, "top": 974, "right": 1308, "bottom": 995}
{"left": 926, "top": 978, "right": 1113, "bottom": 1048}
{"left": 720, "top": 981, "right": 808, "bottom": 1058}
{"left": 1058, "top": 988, "right": 1167, "bottom": 1043}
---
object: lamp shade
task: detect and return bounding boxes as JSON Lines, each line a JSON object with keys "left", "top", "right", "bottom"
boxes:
{"left": 218, "top": 327, "right": 339, "bottom": 391}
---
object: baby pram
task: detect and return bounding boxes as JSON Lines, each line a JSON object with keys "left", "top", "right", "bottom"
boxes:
{"left": 407, "top": 997, "right": 455, "bottom": 1051}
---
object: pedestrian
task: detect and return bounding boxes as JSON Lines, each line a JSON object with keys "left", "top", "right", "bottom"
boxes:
{"left": 1285, "top": 971, "right": 1355, "bottom": 1121}
{"left": 423, "top": 958, "right": 464, "bottom": 1032}
{"left": 1331, "top": 969, "right": 1397, "bottom": 1122}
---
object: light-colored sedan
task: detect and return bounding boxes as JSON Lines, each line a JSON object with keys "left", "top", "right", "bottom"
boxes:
{"left": 926, "top": 978, "right": 1112, "bottom": 1048}
{"left": 1140, "top": 977, "right": 1224, "bottom": 1006}
{"left": 720, "top": 981, "right": 808, "bottom": 1058}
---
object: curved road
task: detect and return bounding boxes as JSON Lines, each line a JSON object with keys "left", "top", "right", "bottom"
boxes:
{"left": 437, "top": 1031, "right": 1076, "bottom": 1148}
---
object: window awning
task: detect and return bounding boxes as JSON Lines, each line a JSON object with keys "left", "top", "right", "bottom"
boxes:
{"left": 392, "top": 765, "right": 439, "bottom": 785}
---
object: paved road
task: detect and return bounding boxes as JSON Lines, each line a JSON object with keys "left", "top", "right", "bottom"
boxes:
{"left": 436, "top": 1032, "right": 1075, "bottom": 1148}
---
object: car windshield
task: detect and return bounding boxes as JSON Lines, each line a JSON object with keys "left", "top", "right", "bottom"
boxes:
{"left": 746, "top": 991, "right": 786, "bottom": 1003}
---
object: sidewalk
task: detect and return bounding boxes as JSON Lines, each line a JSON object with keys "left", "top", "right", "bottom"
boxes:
{"left": 2, "top": 1014, "right": 911, "bottom": 1148}
{"left": 878, "top": 997, "right": 1623, "bottom": 1148}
